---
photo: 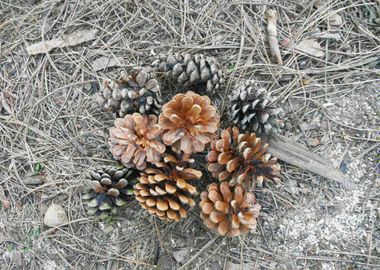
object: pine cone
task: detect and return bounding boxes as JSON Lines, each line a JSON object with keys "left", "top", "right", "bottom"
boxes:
{"left": 95, "top": 67, "right": 162, "bottom": 117}
{"left": 230, "top": 80, "right": 284, "bottom": 135}
{"left": 200, "top": 182, "right": 261, "bottom": 236}
{"left": 207, "top": 127, "right": 280, "bottom": 189}
{"left": 159, "top": 91, "right": 220, "bottom": 154}
{"left": 134, "top": 152, "right": 202, "bottom": 222}
{"left": 83, "top": 166, "right": 138, "bottom": 219}
{"left": 154, "top": 53, "right": 224, "bottom": 94}
{"left": 109, "top": 113, "right": 165, "bottom": 170}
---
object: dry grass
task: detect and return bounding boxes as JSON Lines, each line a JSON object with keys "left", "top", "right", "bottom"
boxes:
{"left": 0, "top": 0, "right": 379, "bottom": 269}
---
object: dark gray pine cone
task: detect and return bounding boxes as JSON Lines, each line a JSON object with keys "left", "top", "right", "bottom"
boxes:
{"left": 230, "top": 80, "right": 284, "bottom": 135}
{"left": 83, "top": 166, "right": 139, "bottom": 219}
{"left": 95, "top": 66, "right": 162, "bottom": 117}
{"left": 154, "top": 53, "right": 224, "bottom": 94}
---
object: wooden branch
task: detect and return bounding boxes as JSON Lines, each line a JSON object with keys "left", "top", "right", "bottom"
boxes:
{"left": 265, "top": 9, "right": 283, "bottom": 65}
{"left": 267, "top": 134, "right": 346, "bottom": 184}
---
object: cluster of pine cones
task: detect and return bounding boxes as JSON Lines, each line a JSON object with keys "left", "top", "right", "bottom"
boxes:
{"left": 84, "top": 52, "right": 284, "bottom": 237}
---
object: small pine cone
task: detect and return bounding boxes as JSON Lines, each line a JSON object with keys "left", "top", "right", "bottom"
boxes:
{"left": 207, "top": 127, "right": 280, "bottom": 189}
{"left": 134, "top": 152, "right": 202, "bottom": 222}
{"left": 230, "top": 80, "right": 284, "bottom": 135}
{"left": 95, "top": 66, "right": 162, "bottom": 117}
{"left": 154, "top": 53, "right": 224, "bottom": 94}
{"left": 109, "top": 113, "right": 165, "bottom": 170}
{"left": 200, "top": 182, "right": 261, "bottom": 236}
{"left": 159, "top": 91, "right": 220, "bottom": 154}
{"left": 83, "top": 166, "right": 138, "bottom": 219}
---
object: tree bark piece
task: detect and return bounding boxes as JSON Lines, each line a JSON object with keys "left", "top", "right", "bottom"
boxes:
{"left": 27, "top": 29, "right": 98, "bottom": 55}
{"left": 265, "top": 9, "right": 283, "bottom": 65}
{"left": 267, "top": 134, "right": 346, "bottom": 184}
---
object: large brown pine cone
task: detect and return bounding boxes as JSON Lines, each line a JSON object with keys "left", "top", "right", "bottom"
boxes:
{"left": 200, "top": 182, "right": 261, "bottom": 236}
{"left": 109, "top": 113, "right": 165, "bottom": 170}
{"left": 159, "top": 91, "right": 220, "bottom": 154}
{"left": 83, "top": 166, "right": 138, "bottom": 219}
{"left": 95, "top": 67, "right": 162, "bottom": 117}
{"left": 230, "top": 80, "right": 284, "bottom": 135}
{"left": 154, "top": 53, "right": 224, "bottom": 94}
{"left": 207, "top": 127, "right": 280, "bottom": 189}
{"left": 134, "top": 152, "right": 202, "bottom": 222}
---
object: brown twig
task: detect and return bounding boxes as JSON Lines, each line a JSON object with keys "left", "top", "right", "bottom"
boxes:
{"left": 265, "top": 9, "right": 283, "bottom": 65}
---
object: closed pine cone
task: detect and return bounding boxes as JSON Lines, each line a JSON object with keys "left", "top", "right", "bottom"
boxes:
{"left": 83, "top": 166, "right": 138, "bottom": 219}
{"left": 230, "top": 80, "right": 284, "bottom": 135}
{"left": 154, "top": 53, "right": 224, "bottom": 94}
{"left": 159, "top": 91, "right": 220, "bottom": 154}
{"left": 109, "top": 113, "right": 165, "bottom": 170}
{"left": 95, "top": 66, "right": 162, "bottom": 117}
{"left": 207, "top": 127, "right": 280, "bottom": 189}
{"left": 200, "top": 182, "right": 261, "bottom": 236}
{"left": 134, "top": 152, "right": 202, "bottom": 222}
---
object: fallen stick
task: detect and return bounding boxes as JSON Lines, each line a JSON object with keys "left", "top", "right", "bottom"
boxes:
{"left": 265, "top": 9, "right": 283, "bottom": 65}
{"left": 27, "top": 29, "right": 98, "bottom": 55}
{"left": 267, "top": 134, "right": 346, "bottom": 184}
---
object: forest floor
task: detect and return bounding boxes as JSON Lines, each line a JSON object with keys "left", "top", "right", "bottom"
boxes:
{"left": 0, "top": 0, "right": 379, "bottom": 269}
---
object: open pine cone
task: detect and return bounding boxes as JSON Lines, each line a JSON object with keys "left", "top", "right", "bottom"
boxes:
{"left": 230, "top": 80, "right": 284, "bottom": 135}
{"left": 134, "top": 152, "right": 202, "bottom": 222}
{"left": 83, "top": 166, "right": 138, "bottom": 219}
{"left": 154, "top": 53, "right": 224, "bottom": 94}
{"left": 207, "top": 127, "right": 280, "bottom": 189}
{"left": 159, "top": 91, "right": 220, "bottom": 154}
{"left": 200, "top": 182, "right": 261, "bottom": 236}
{"left": 109, "top": 113, "right": 165, "bottom": 170}
{"left": 95, "top": 66, "right": 162, "bottom": 117}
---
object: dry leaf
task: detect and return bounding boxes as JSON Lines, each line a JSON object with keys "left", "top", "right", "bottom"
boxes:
{"left": 294, "top": 39, "right": 325, "bottom": 58}
{"left": 0, "top": 186, "right": 10, "bottom": 209}
{"left": 314, "top": 1, "right": 343, "bottom": 26}
{"left": 27, "top": 29, "right": 98, "bottom": 55}
{"left": 92, "top": 56, "right": 126, "bottom": 71}
{"left": 0, "top": 91, "right": 17, "bottom": 115}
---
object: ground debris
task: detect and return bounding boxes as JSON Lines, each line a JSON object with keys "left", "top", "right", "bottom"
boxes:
{"left": 26, "top": 29, "right": 98, "bottom": 55}
{"left": 293, "top": 39, "right": 325, "bottom": 58}
{"left": 92, "top": 56, "right": 127, "bottom": 71}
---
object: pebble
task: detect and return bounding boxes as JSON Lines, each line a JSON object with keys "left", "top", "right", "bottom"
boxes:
{"left": 172, "top": 248, "right": 190, "bottom": 263}
{"left": 43, "top": 203, "right": 68, "bottom": 227}
{"left": 12, "top": 251, "right": 22, "bottom": 267}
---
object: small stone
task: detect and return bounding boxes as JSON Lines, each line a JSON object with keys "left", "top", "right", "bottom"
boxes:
{"left": 299, "top": 117, "right": 321, "bottom": 131}
{"left": 43, "top": 203, "right": 68, "bottom": 227}
{"left": 306, "top": 137, "right": 320, "bottom": 147}
{"left": 225, "top": 262, "right": 251, "bottom": 270}
{"left": 23, "top": 174, "right": 43, "bottom": 185}
{"left": 157, "top": 254, "right": 174, "bottom": 270}
{"left": 328, "top": 13, "right": 343, "bottom": 26}
{"left": 172, "top": 248, "right": 190, "bottom": 263}
{"left": 12, "top": 251, "right": 22, "bottom": 267}
{"left": 320, "top": 134, "right": 329, "bottom": 144}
